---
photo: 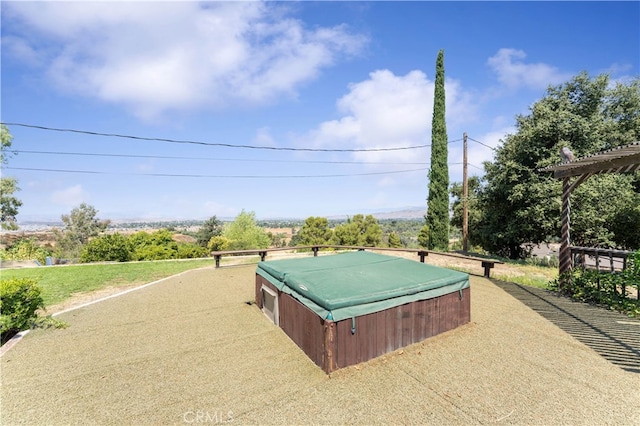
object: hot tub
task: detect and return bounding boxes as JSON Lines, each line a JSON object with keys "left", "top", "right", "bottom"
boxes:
{"left": 255, "top": 251, "right": 470, "bottom": 373}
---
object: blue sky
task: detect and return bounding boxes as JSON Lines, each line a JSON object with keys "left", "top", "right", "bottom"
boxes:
{"left": 1, "top": 1, "right": 638, "bottom": 222}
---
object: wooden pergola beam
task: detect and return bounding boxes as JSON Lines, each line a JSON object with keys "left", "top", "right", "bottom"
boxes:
{"left": 541, "top": 142, "right": 640, "bottom": 291}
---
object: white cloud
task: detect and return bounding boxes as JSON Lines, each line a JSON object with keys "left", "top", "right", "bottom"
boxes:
{"left": 51, "top": 184, "right": 87, "bottom": 206}
{"left": 253, "top": 127, "right": 276, "bottom": 147}
{"left": 302, "top": 69, "right": 476, "bottom": 166}
{"left": 4, "top": 2, "right": 367, "bottom": 120}
{"left": 487, "top": 48, "right": 572, "bottom": 91}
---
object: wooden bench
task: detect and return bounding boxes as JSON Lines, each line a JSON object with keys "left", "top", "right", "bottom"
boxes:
{"left": 427, "top": 250, "right": 504, "bottom": 278}
{"left": 211, "top": 245, "right": 502, "bottom": 277}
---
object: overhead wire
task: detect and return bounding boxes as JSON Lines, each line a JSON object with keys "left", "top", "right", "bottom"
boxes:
{"left": 468, "top": 136, "right": 496, "bottom": 151}
{"left": 4, "top": 166, "right": 430, "bottom": 179}
{"left": 2, "top": 122, "right": 489, "bottom": 179}
{"left": 3, "top": 122, "right": 438, "bottom": 153}
{"left": 9, "top": 149, "right": 431, "bottom": 165}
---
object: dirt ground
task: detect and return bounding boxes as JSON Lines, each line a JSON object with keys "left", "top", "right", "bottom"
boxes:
{"left": 2, "top": 263, "right": 638, "bottom": 425}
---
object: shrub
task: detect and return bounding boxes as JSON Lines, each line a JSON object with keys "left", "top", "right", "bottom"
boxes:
{"left": 0, "top": 238, "right": 52, "bottom": 265}
{"left": 128, "top": 229, "right": 180, "bottom": 261}
{"left": 79, "top": 233, "right": 132, "bottom": 263}
{"left": 132, "top": 245, "right": 177, "bottom": 261}
{"left": 549, "top": 252, "right": 640, "bottom": 318}
{"left": 1, "top": 278, "right": 44, "bottom": 342}
{"left": 176, "top": 243, "right": 209, "bottom": 259}
{"left": 208, "top": 236, "right": 230, "bottom": 252}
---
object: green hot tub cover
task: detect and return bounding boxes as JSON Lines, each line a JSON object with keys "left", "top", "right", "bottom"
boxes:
{"left": 257, "top": 251, "right": 469, "bottom": 322}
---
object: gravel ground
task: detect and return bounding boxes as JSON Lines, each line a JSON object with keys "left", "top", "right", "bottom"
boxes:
{"left": 1, "top": 264, "right": 639, "bottom": 425}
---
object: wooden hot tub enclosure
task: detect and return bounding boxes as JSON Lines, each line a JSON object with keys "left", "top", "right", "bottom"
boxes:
{"left": 255, "top": 251, "right": 470, "bottom": 373}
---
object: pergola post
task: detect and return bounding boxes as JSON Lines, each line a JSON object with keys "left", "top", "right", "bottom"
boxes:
{"left": 541, "top": 142, "right": 640, "bottom": 294}
{"left": 558, "top": 177, "right": 572, "bottom": 291}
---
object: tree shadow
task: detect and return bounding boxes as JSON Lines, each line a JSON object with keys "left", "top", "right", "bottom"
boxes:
{"left": 491, "top": 279, "right": 640, "bottom": 374}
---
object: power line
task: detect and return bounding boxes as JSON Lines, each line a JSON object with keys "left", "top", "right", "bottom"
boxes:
{"left": 468, "top": 137, "right": 496, "bottom": 151}
{"left": 3, "top": 122, "right": 466, "bottom": 153}
{"left": 9, "top": 149, "right": 432, "bottom": 165}
{"left": 3, "top": 122, "right": 439, "bottom": 153}
{"left": 5, "top": 166, "right": 430, "bottom": 179}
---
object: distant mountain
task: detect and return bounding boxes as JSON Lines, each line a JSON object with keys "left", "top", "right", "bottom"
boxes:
{"left": 372, "top": 207, "right": 426, "bottom": 220}
{"left": 17, "top": 206, "right": 426, "bottom": 228}
{"left": 327, "top": 206, "right": 425, "bottom": 220}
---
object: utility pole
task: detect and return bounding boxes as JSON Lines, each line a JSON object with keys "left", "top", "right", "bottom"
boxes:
{"left": 462, "top": 132, "right": 468, "bottom": 252}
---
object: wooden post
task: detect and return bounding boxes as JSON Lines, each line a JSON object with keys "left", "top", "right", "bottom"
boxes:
{"left": 559, "top": 177, "right": 572, "bottom": 290}
{"left": 462, "top": 132, "right": 469, "bottom": 252}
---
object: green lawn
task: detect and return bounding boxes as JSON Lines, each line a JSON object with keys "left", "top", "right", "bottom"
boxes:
{"left": 0, "top": 259, "right": 217, "bottom": 306}
{"left": 1, "top": 253, "right": 560, "bottom": 310}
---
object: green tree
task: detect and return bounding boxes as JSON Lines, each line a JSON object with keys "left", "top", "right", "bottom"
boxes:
{"left": 208, "top": 236, "right": 230, "bottom": 252}
{"left": 417, "top": 224, "right": 429, "bottom": 248}
{"left": 332, "top": 214, "right": 382, "bottom": 247}
{"left": 387, "top": 232, "right": 402, "bottom": 248}
{"left": 295, "top": 216, "right": 333, "bottom": 246}
{"left": 223, "top": 210, "right": 270, "bottom": 250}
{"left": 477, "top": 73, "right": 640, "bottom": 258}
{"left": 1, "top": 125, "right": 22, "bottom": 230}
{"left": 80, "top": 233, "right": 132, "bottom": 263}
{"left": 426, "top": 49, "right": 450, "bottom": 250}
{"left": 55, "top": 203, "right": 110, "bottom": 258}
{"left": 450, "top": 176, "right": 483, "bottom": 248}
{"left": 128, "top": 229, "right": 179, "bottom": 260}
{"left": 0, "top": 238, "right": 52, "bottom": 265}
{"left": 195, "top": 216, "right": 223, "bottom": 247}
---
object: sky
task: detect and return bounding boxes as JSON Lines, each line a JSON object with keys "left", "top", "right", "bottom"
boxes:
{"left": 1, "top": 1, "right": 639, "bottom": 222}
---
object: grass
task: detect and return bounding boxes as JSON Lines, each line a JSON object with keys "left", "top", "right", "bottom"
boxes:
{"left": 0, "top": 258, "right": 216, "bottom": 306}
{"left": 0, "top": 251, "right": 560, "bottom": 309}
{"left": 443, "top": 262, "right": 558, "bottom": 289}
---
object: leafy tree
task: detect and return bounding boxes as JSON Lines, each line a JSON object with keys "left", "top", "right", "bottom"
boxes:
{"left": 128, "top": 229, "right": 178, "bottom": 260}
{"left": 55, "top": 203, "right": 110, "bottom": 258}
{"left": 387, "top": 232, "right": 403, "bottom": 248}
{"left": 195, "top": 216, "right": 223, "bottom": 247}
{"left": 0, "top": 238, "right": 52, "bottom": 265}
{"left": 208, "top": 236, "right": 230, "bottom": 252}
{"left": 332, "top": 214, "right": 382, "bottom": 247}
{"left": 223, "top": 210, "right": 270, "bottom": 250}
{"left": 176, "top": 243, "right": 209, "bottom": 259}
{"left": 611, "top": 204, "right": 640, "bottom": 250}
{"left": 477, "top": 73, "right": 640, "bottom": 258}
{"left": 295, "top": 216, "right": 333, "bottom": 246}
{"left": 80, "top": 233, "right": 131, "bottom": 263}
{"left": 417, "top": 224, "right": 429, "bottom": 248}
{"left": 426, "top": 49, "right": 450, "bottom": 250}
{"left": 268, "top": 232, "right": 288, "bottom": 248}
{"left": 1, "top": 125, "right": 22, "bottom": 230}
{"left": 450, "top": 176, "right": 483, "bottom": 248}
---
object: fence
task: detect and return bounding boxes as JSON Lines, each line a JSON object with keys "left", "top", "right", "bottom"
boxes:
{"left": 570, "top": 246, "right": 632, "bottom": 272}
{"left": 570, "top": 246, "right": 639, "bottom": 301}
{"left": 211, "top": 245, "right": 503, "bottom": 278}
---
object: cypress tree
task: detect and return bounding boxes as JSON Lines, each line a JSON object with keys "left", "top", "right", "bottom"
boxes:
{"left": 426, "top": 50, "right": 449, "bottom": 250}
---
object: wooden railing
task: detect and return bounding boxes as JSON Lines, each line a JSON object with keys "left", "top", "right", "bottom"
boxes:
{"left": 211, "top": 245, "right": 504, "bottom": 278}
{"left": 570, "top": 246, "right": 632, "bottom": 272}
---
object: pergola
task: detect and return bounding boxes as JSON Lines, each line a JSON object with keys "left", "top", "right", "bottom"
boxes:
{"left": 542, "top": 142, "right": 640, "bottom": 288}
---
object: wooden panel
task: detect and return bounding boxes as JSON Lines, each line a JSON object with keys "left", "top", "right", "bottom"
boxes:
{"left": 401, "top": 302, "right": 413, "bottom": 347}
{"left": 256, "top": 274, "right": 471, "bottom": 374}
{"left": 330, "top": 289, "right": 471, "bottom": 372}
